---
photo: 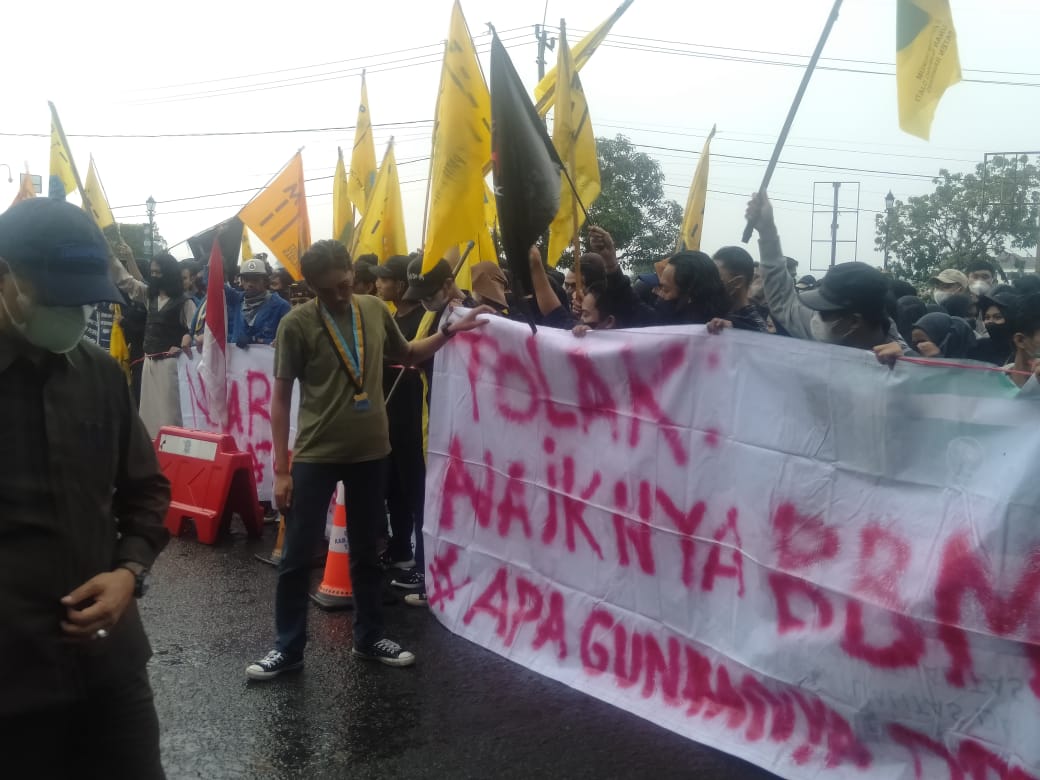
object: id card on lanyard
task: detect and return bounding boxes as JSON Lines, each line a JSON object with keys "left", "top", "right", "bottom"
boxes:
{"left": 317, "top": 299, "right": 370, "bottom": 410}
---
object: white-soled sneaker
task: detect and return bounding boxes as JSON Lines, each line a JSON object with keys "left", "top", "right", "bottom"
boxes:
{"left": 246, "top": 649, "right": 303, "bottom": 681}
{"left": 351, "top": 638, "right": 416, "bottom": 667}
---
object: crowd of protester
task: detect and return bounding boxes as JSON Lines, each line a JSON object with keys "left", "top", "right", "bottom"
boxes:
{"left": 5, "top": 189, "right": 1040, "bottom": 774}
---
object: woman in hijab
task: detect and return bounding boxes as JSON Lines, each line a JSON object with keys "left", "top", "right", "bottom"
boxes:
{"left": 968, "top": 291, "right": 1020, "bottom": 365}
{"left": 910, "top": 312, "right": 977, "bottom": 359}
{"left": 895, "top": 295, "right": 928, "bottom": 347}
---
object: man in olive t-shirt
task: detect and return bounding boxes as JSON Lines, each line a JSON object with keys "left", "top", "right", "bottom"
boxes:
{"left": 246, "top": 241, "right": 489, "bottom": 679}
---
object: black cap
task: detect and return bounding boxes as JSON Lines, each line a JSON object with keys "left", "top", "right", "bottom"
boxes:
{"left": 403, "top": 257, "right": 452, "bottom": 301}
{"left": 798, "top": 262, "right": 888, "bottom": 317}
{"left": 372, "top": 254, "right": 412, "bottom": 283}
{"left": 977, "top": 290, "right": 1020, "bottom": 314}
{"left": 0, "top": 198, "right": 122, "bottom": 306}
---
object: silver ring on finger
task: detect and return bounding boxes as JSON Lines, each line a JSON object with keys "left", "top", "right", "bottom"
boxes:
{"left": 92, "top": 628, "right": 109, "bottom": 640}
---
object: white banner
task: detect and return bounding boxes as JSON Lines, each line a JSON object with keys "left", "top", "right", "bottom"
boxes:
{"left": 425, "top": 317, "right": 1040, "bottom": 780}
{"left": 178, "top": 346, "right": 297, "bottom": 502}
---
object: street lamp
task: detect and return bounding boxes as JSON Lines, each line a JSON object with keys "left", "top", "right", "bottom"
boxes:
{"left": 145, "top": 196, "right": 156, "bottom": 259}
{"left": 883, "top": 190, "right": 895, "bottom": 272}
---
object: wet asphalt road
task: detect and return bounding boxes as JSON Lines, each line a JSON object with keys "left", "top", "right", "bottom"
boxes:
{"left": 144, "top": 526, "right": 781, "bottom": 780}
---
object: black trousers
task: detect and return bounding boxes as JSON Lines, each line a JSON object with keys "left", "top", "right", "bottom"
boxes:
{"left": 276, "top": 458, "right": 389, "bottom": 654}
{"left": 0, "top": 667, "right": 164, "bottom": 779}
{"left": 386, "top": 428, "right": 427, "bottom": 566}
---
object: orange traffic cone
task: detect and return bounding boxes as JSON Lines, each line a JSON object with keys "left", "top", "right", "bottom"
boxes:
{"left": 310, "top": 482, "right": 353, "bottom": 610}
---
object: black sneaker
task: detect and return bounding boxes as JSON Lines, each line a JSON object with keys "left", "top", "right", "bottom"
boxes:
{"left": 391, "top": 568, "right": 424, "bottom": 591}
{"left": 379, "top": 550, "right": 416, "bottom": 571}
{"left": 245, "top": 649, "right": 303, "bottom": 681}
{"left": 351, "top": 638, "right": 416, "bottom": 667}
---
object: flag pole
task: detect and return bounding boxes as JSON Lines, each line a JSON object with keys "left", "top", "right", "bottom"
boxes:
{"left": 740, "top": 0, "right": 843, "bottom": 243}
{"left": 239, "top": 148, "right": 304, "bottom": 213}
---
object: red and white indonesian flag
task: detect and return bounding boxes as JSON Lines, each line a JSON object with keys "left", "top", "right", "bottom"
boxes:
{"left": 200, "top": 241, "right": 228, "bottom": 432}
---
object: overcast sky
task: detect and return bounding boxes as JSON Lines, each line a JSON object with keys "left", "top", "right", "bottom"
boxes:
{"left": 2, "top": 0, "right": 1037, "bottom": 275}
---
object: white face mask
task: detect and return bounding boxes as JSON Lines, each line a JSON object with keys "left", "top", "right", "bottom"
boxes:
{"left": 969, "top": 281, "right": 992, "bottom": 297}
{"left": 1, "top": 276, "right": 91, "bottom": 353}
{"left": 933, "top": 290, "right": 952, "bottom": 306}
{"left": 810, "top": 311, "right": 838, "bottom": 343}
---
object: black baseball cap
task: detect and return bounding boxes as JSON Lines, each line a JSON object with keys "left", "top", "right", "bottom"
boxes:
{"left": 798, "top": 262, "right": 888, "bottom": 317}
{"left": 977, "top": 290, "right": 1020, "bottom": 314}
{"left": 372, "top": 254, "right": 412, "bottom": 283}
{"left": 403, "top": 257, "right": 452, "bottom": 301}
{"left": 0, "top": 198, "right": 122, "bottom": 307}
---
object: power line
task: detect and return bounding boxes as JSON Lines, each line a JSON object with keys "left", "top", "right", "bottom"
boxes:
{"left": 128, "top": 25, "right": 530, "bottom": 95}
{"left": 127, "top": 33, "right": 533, "bottom": 105}
{"left": 0, "top": 119, "right": 435, "bottom": 140}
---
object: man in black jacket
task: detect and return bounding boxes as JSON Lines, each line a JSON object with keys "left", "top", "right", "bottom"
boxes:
{"left": 0, "top": 199, "right": 171, "bottom": 778}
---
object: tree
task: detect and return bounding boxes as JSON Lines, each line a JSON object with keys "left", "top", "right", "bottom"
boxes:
{"left": 558, "top": 134, "right": 682, "bottom": 274}
{"left": 875, "top": 155, "right": 1040, "bottom": 285}
{"left": 103, "top": 222, "right": 168, "bottom": 270}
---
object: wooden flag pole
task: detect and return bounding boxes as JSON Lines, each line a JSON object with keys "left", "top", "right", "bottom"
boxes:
{"left": 740, "top": 0, "right": 843, "bottom": 243}
{"left": 569, "top": 144, "right": 584, "bottom": 299}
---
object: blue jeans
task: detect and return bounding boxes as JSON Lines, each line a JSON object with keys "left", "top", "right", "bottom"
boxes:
{"left": 275, "top": 459, "right": 388, "bottom": 655}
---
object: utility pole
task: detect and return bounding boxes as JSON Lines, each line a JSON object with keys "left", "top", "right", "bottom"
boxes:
{"left": 829, "top": 182, "right": 841, "bottom": 267}
{"left": 534, "top": 24, "right": 555, "bottom": 81}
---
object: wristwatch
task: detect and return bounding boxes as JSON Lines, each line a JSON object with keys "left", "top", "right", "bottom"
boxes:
{"left": 440, "top": 321, "right": 455, "bottom": 340}
{"left": 118, "top": 562, "right": 150, "bottom": 598}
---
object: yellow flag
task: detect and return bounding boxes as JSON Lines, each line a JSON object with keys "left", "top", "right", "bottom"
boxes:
{"left": 48, "top": 102, "right": 79, "bottom": 201}
{"left": 547, "top": 27, "right": 601, "bottom": 268}
{"left": 354, "top": 140, "right": 408, "bottom": 262}
{"left": 109, "top": 304, "right": 131, "bottom": 380}
{"left": 534, "top": 0, "right": 634, "bottom": 117}
{"left": 333, "top": 147, "right": 354, "bottom": 245}
{"left": 422, "top": 0, "right": 491, "bottom": 273}
{"left": 83, "top": 156, "right": 116, "bottom": 229}
{"left": 676, "top": 126, "right": 715, "bottom": 252}
{"left": 897, "top": 0, "right": 961, "bottom": 140}
{"left": 239, "top": 152, "right": 311, "bottom": 280}
{"left": 241, "top": 228, "right": 254, "bottom": 261}
{"left": 348, "top": 73, "right": 378, "bottom": 215}
{"left": 475, "top": 182, "right": 499, "bottom": 266}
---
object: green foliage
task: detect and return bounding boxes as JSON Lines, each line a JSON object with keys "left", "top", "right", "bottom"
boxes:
{"left": 103, "top": 222, "right": 168, "bottom": 270}
{"left": 559, "top": 134, "right": 682, "bottom": 272}
{"left": 875, "top": 155, "right": 1040, "bottom": 285}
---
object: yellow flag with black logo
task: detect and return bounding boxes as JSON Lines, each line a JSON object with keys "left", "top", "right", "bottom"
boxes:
{"left": 547, "top": 26, "right": 601, "bottom": 268}
{"left": 239, "top": 152, "right": 311, "bottom": 280}
{"left": 348, "top": 73, "right": 378, "bottom": 215}
{"left": 534, "top": 0, "right": 634, "bottom": 117}
{"left": 354, "top": 140, "right": 407, "bottom": 261}
{"left": 333, "top": 147, "right": 354, "bottom": 246}
{"left": 897, "top": 0, "right": 961, "bottom": 140}
{"left": 422, "top": 0, "right": 491, "bottom": 273}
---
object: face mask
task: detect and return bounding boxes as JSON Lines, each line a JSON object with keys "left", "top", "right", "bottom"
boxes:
{"left": 2, "top": 278, "right": 91, "bottom": 354}
{"left": 933, "top": 290, "right": 952, "bottom": 307}
{"left": 986, "top": 322, "right": 1011, "bottom": 344}
{"left": 654, "top": 296, "right": 680, "bottom": 321}
{"left": 148, "top": 278, "right": 164, "bottom": 295}
{"left": 809, "top": 311, "right": 852, "bottom": 344}
{"left": 422, "top": 290, "right": 449, "bottom": 313}
{"left": 968, "top": 281, "right": 992, "bottom": 297}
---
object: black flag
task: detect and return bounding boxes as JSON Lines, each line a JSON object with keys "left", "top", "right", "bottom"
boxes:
{"left": 187, "top": 216, "right": 244, "bottom": 280}
{"left": 490, "top": 33, "right": 562, "bottom": 298}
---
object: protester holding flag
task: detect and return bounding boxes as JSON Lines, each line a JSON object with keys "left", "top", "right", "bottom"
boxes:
{"left": 247, "top": 240, "right": 492, "bottom": 678}
{"left": 712, "top": 246, "right": 769, "bottom": 333}
{"left": 228, "top": 258, "right": 290, "bottom": 348}
{"left": 109, "top": 248, "right": 197, "bottom": 439}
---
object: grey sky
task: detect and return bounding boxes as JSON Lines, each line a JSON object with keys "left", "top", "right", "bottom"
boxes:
{"left": 2, "top": 0, "right": 1037, "bottom": 273}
